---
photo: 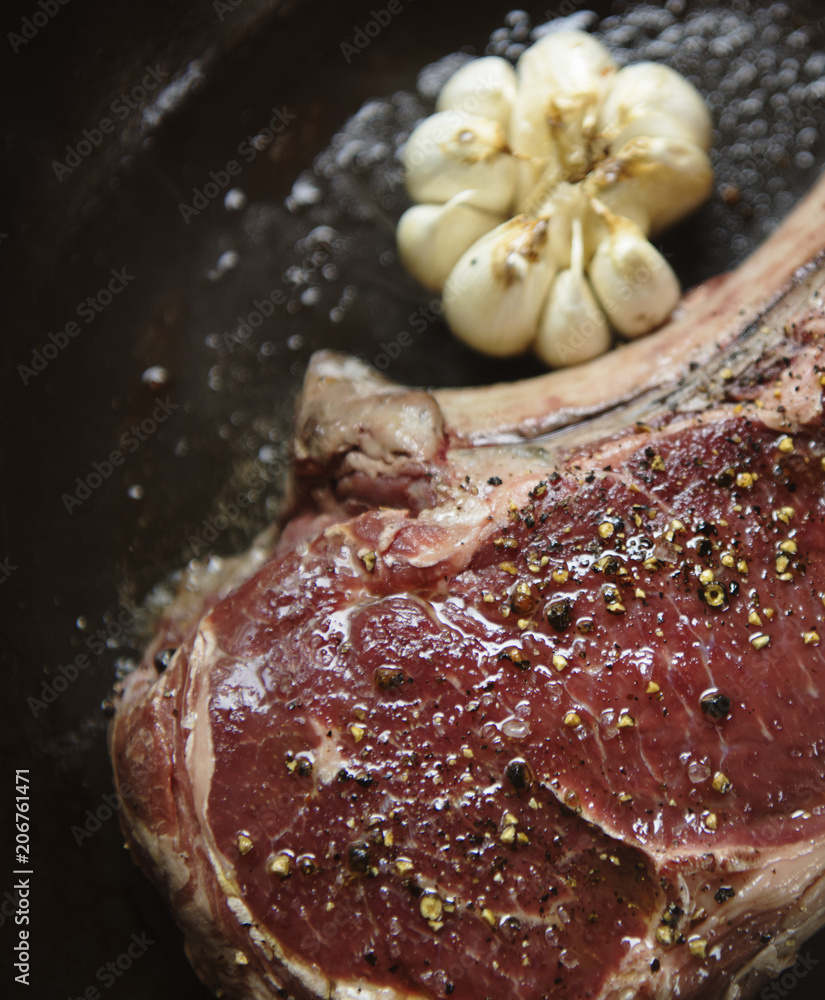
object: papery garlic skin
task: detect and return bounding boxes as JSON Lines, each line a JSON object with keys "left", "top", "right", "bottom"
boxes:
{"left": 397, "top": 195, "right": 504, "bottom": 292}
{"left": 535, "top": 219, "right": 611, "bottom": 367}
{"left": 588, "top": 214, "right": 680, "bottom": 338}
{"left": 444, "top": 216, "right": 557, "bottom": 357}
{"left": 396, "top": 29, "right": 714, "bottom": 365}
{"left": 436, "top": 56, "right": 518, "bottom": 129}
{"left": 402, "top": 111, "right": 518, "bottom": 213}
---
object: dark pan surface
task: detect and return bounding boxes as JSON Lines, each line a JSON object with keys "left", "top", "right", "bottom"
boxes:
{"left": 3, "top": 0, "right": 825, "bottom": 996}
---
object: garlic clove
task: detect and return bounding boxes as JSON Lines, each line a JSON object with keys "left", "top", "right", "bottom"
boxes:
{"left": 535, "top": 269, "right": 612, "bottom": 367}
{"left": 588, "top": 211, "right": 680, "bottom": 338}
{"left": 443, "top": 215, "right": 557, "bottom": 356}
{"left": 598, "top": 62, "right": 712, "bottom": 153}
{"left": 403, "top": 110, "right": 518, "bottom": 213}
{"left": 396, "top": 195, "right": 504, "bottom": 292}
{"left": 509, "top": 30, "right": 616, "bottom": 195}
{"left": 534, "top": 219, "right": 611, "bottom": 367}
{"left": 584, "top": 135, "right": 713, "bottom": 235}
{"left": 436, "top": 56, "right": 518, "bottom": 129}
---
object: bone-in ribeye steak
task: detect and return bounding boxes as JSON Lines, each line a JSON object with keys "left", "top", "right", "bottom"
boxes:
{"left": 110, "top": 174, "right": 825, "bottom": 1000}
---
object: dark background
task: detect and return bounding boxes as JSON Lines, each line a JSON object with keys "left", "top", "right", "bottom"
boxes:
{"left": 2, "top": 0, "right": 825, "bottom": 996}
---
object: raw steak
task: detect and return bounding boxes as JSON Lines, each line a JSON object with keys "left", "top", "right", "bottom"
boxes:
{"left": 110, "top": 173, "right": 825, "bottom": 1000}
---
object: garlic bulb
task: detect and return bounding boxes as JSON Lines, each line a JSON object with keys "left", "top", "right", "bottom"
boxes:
{"left": 588, "top": 210, "right": 680, "bottom": 338}
{"left": 396, "top": 29, "right": 714, "bottom": 366}
{"left": 535, "top": 219, "right": 611, "bottom": 367}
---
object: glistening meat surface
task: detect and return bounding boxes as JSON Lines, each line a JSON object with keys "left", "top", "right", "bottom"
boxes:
{"left": 111, "top": 177, "right": 825, "bottom": 1000}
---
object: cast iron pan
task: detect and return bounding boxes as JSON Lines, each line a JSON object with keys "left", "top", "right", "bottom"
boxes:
{"left": 3, "top": 0, "right": 825, "bottom": 996}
